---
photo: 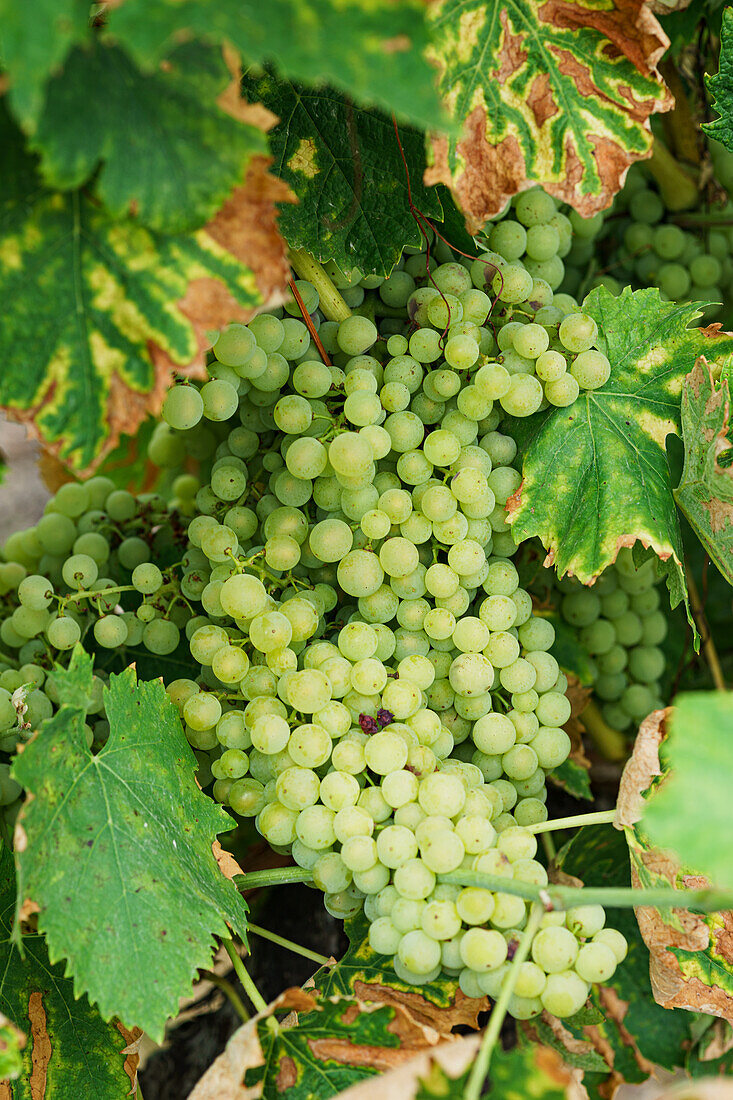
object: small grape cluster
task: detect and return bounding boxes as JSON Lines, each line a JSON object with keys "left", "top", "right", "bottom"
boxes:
{"left": 0, "top": 478, "right": 192, "bottom": 794}
{"left": 556, "top": 549, "right": 668, "bottom": 732}
{"left": 561, "top": 147, "right": 733, "bottom": 317}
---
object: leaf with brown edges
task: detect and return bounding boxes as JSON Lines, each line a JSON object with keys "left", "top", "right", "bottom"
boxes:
{"left": 425, "top": 0, "right": 672, "bottom": 231}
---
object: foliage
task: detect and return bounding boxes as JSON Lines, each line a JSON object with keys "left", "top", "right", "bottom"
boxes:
{"left": 674, "top": 358, "right": 733, "bottom": 586}
{"left": 0, "top": 845, "right": 138, "bottom": 1097}
{"left": 240, "top": 71, "right": 442, "bottom": 277}
{"left": 425, "top": 0, "right": 672, "bottom": 230}
{"left": 11, "top": 648, "right": 248, "bottom": 1041}
{"left": 643, "top": 693, "right": 733, "bottom": 889}
{"left": 704, "top": 6, "right": 733, "bottom": 153}
{"left": 507, "top": 287, "right": 733, "bottom": 613}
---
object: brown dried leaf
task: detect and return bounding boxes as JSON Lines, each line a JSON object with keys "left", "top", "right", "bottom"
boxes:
{"left": 213, "top": 839, "right": 245, "bottom": 882}
{"left": 350, "top": 979, "right": 488, "bottom": 1035}
{"left": 333, "top": 1034, "right": 482, "bottom": 1100}
{"left": 614, "top": 708, "right": 668, "bottom": 828}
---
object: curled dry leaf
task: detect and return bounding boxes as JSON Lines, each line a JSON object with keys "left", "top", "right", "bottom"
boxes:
{"left": 213, "top": 839, "right": 245, "bottom": 882}
{"left": 332, "top": 1033, "right": 482, "bottom": 1100}
{"left": 616, "top": 710, "right": 733, "bottom": 1021}
{"left": 189, "top": 988, "right": 316, "bottom": 1100}
{"left": 658, "top": 1082, "right": 733, "bottom": 1100}
{"left": 614, "top": 708, "right": 668, "bottom": 828}
{"left": 349, "top": 979, "right": 487, "bottom": 1035}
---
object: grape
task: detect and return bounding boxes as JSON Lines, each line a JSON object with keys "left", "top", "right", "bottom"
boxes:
{"left": 94, "top": 615, "right": 128, "bottom": 648}
{"left": 570, "top": 350, "right": 610, "bottom": 390}
{"left": 47, "top": 616, "right": 81, "bottom": 650}
{"left": 162, "top": 385, "right": 204, "bottom": 430}
{"left": 132, "top": 563, "right": 163, "bottom": 595}
{"left": 558, "top": 313, "right": 598, "bottom": 353}
{"left": 540, "top": 971, "right": 590, "bottom": 1017}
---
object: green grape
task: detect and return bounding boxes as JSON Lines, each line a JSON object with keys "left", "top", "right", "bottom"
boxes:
{"left": 47, "top": 616, "right": 81, "bottom": 650}
{"left": 544, "top": 373, "right": 579, "bottom": 407}
{"left": 132, "top": 563, "right": 163, "bottom": 595}
{"left": 162, "top": 384, "right": 204, "bottom": 430}
{"left": 18, "top": 574, "right": 53, "bottom": 610}
{"left": 94, "top": 615, "right": 129, "bottom": 649}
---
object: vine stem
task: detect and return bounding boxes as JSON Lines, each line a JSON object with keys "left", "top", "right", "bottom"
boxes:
{"left": 223, "top": 938, "right": 277, "bottom": 1033}
{"left": 686, "top": 567, "right": 727, "bottom": 691}
{"left": 247, "top": 922, "right": 331, "bottom": 967}
{"left": 526, "top": 809, "right": 617, "bottom": 834}
{"left": 63, "top": 583, "right": 136, "bottom": 607}
{"left": 465, "top": 902, "right": 544, "bottom": 1100}
{"left": 288, "top": 249, "right": 352, "bottom": 322}
{"left": 580, "top": 700, "right": 627, "bottom": 761}
{"left": 201, "top": 969, "right": 250, "bottom": 1023}
{"left": 234, "top": 867, "right": 314, "bottom": 891}
{"left": 288, "top": 277, "right": 332, "bottom": 366}
{"left": 439, "top": 871, "right": 733, "bottom": 913}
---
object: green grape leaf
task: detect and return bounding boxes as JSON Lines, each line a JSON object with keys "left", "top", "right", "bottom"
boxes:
{"left": 674, "top": 357, "right": 733, "bottom": 586}
{"left": 703, "top": 7, "right": 733, "bottom": 153}
{"left": 314, "top": 912, "right": 488, "bottom": 1033}
{"left": 245, "top": 993, "right": 401, "bottom": 1098}
{"left": 32, "top": 39, "right": 267, "bottom": 234}
{"left": 0, "top": 104, "right": 265, "bottom": 474}
{"left": 558, "top": 823, "right": 693, "bottom": 1072}
{"left": 424, "top": 0, "right": 672, "bottom": 231}
{"left": 643, "top": 693, "right": 733, "bottom": 889}
{"left": 0, "top": 845, "right": 138, "bottom": 1098}
{"left": 241, "top": 71, "right": 442, "bottom": 278}
{"left": 105, "top": 0, "right": 447, "bottom": 134}
{"left": 193, "top": 986, "right": 458, "bottom": 1100}
{"left": 0, "top": 0, "right": 90, "bottom": 129}
{"left": 550, "top": 758, "right": 592, "bottom": 801}
{"left": 11, "top": 647, "right": 248, "bottom": 1041}
{"left": 507, "top": 287, "right": 733, "bottom": 613}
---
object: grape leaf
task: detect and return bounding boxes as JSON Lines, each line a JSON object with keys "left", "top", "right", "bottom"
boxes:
{"left": 241, "top": 72, "right": 442, "bottom": 278}
{"left": 11, "top": 647, "right": 248, "bottom": 1041}
{"left": 558, "top": 823, "right": 693, "bottom": 1073}
{"left": 507, "top": 287, "right": 733, "bottom": 612}
{"left": 615, "top": 709, "right": 733, "bottom": 1019}
{"left": 643, "top": 693, "right": 733, "bottom": 889}
{"left": 0, "top": 845, "right": 139, "bottom": 1098}
{"left": 0, "top": 0, "right": 90, "bottom": 129}
{"left": 425, "top": 0, "right": 672, "bottom": 231}
{"left": 32, "top": 39, "right": 267, "bottom": 234}
{"left": 703, "top": 7, "right": 733, "bottom": 153}
{"left": 0, "top": 104, "right": 267, "bottom": 474}
{"left": 674, "top": 358, "right": 733, "bottom": 586}
{"left": 550, "top": 758, "right": 592, "bottom": 801}
{"left": 314, "top": 912, "right": 488, "bottom": 1034}
{"left": 105, "top": 0, "right": 446, "bottom": 133}
{"left": 245, "top": 994, "right": 405, "bottom": 1098}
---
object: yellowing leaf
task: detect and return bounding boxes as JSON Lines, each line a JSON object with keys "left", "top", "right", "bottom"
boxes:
{"left": 425, "top": 0, "right": 672, "bottom": 231}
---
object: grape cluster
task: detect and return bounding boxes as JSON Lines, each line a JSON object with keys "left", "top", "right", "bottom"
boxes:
{"left": 556, "top": 549, "right": 668, "bottom": 733}
{"left": 561, "top": 147, "right": 733, "bottom": 317}
{"left": 148, "top": 263, "right": 628, "bottom": 1005}
{"left": 0, "top": 479, "right": 191, "bottom": 801}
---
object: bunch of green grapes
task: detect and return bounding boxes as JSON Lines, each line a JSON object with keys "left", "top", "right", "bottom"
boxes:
{"left": 556, "top": 549, "right": 668, "bottom": 733}
{"left": 561, "top": 146, "right": 733, "bottom": 316}
{"left": 0, "top": 479, "right": 192, "bottom": 792}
